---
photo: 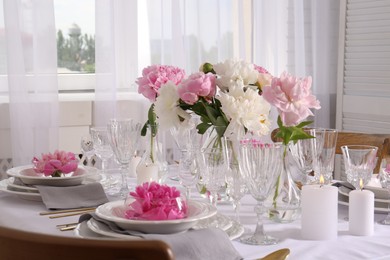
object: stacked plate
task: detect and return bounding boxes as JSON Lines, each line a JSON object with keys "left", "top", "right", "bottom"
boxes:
{"left": 337, "top": 183, "right": 390, "bottom": 213}
{"left": 1, "top": 165, "right": 98, "bottom": 201}
{"left": 74, "top": 200, "right": 245, "bottom": 240}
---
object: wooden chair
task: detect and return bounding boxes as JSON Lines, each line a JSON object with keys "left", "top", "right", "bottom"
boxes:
{"left": 271, "top": 128, "right": 390, "bottom": 174}
{"left": 0, "top": 225, "right": 174, "bottom": 260}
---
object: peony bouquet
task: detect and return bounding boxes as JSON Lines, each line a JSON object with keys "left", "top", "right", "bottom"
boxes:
{"left": 125, "top": 182, "right": 188, "bottom": 221}
{"left": 137, "top": 59, "right": 273, "bottom": 141}
{"left": 32, "top": 150, "right": 78, "bottom": 177}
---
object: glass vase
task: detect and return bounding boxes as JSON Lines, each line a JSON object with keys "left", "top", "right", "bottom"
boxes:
{"left": 196, "top": 126, "right": 229, "bottom": 202}
{"left": 136, "top": 124, "right": 168, "bottom": 184}
{"left": 266, "top": 143, "right": 301, "bottom": 223}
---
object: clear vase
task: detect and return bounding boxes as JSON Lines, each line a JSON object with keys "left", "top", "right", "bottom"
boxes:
{"left": 136, "top": 124, "right": 168, "bottom": 184}
{"left": 196, "top": 126, "right": 229, "bottom": 202}
{"left": 266, "top": 143, "right": 301, "bottom": 223}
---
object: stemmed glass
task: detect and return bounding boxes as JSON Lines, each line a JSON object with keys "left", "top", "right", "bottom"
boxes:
{"left": 90, "top": 127, "right": 114, "bottom": 186}
{"left": 178, "top": 148, "right": 200, "bottom": 200}
{"left": 107, "top": 119, "right": 142, "bottom": 198}
{"left": 310, "top": 128, "right": 338, "bottom": 184}
{"left": 223, "top": 137, "right": 246, "bottom": 223}
{"left": 80, "top": 135, "right": 94, "bottom": 166}
{"left": 379, "top": 159, "right": 390, "bottom": 225}
{"left": 289, "top": 129, "right": 314, "bottom": 184}
{"left": 341, "top": 145, "right": 378, "bottom": 191}
{"left": 239, "top": 142, "right": 283, "bottom": 245}
{"left": 198, "top": 147, "right": 227, "bottom": 208}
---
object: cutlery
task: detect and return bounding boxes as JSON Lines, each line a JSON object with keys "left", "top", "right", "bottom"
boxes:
{"left": 39, "top": 207, "right": 96, "bottom": 216}
{"left": 56, "top": 222, "right": 79, "bottom": 228}
{"left": 48, "top": 209, "right": 95, "bottom": 219}
{"left": 258, "top": 248, "right": 290, "bottom": 260}
{"left": 59, "top": 225, "right": 78, "bottom": 231}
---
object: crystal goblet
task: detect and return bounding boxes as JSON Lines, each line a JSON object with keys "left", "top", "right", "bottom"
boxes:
{"left": 310, "top": 128, "right": 338, "bottom": 184}
{"left": 178, "top": 149, "right": 200, "bottom": 200}
{"left": 80, "top": 135, "right": 94, "bottom": 166}
{"left": 239, "top": 142, "right": 283, "bottom": 245}
{"left": 107, "top": 119, "right": 142, "bottom": 198}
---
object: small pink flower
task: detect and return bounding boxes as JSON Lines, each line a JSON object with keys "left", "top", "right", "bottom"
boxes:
{"left": 178, "top": 72, "right": 216, "bottom": 105}
{"left": 262, "top": 72, "right": 321, "bottom": 126}
{"left": 137, "top": 65, "right": 185, "bottom": 102}
{"left": 125, "top": 182, "right": 187, "bottom": 221}
{"left": 32, "top": 150, "right": 78, "bottom": 177}
{"left": 254, "top": 64, "right": 270, "bottom": 75}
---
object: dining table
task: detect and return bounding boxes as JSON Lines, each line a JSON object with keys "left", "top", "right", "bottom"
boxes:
{"left": 1, "top": 173, "right": 390, "bottom": 260}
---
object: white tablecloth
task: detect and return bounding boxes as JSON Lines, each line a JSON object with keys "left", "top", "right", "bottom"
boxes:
{"left": 1, "top": 185, "right": 390, "bottom": 260}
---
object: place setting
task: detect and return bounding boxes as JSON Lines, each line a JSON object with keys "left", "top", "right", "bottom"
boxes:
{"left": 2, "top": 150, "right": 106, "bottom": 207}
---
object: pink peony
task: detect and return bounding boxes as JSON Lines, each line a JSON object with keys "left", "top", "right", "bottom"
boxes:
{"left": 137, "top": 65, "right": 186, "bottom": 102}
{"left": 125, "top": 182, "right": 188, "bottom": 221}
{"left": 178, "top": 72, "right": 216, "bottom": 105}
{"left": 32, "top": 150, "right": 78, "bottom": 177}
{"left": 262, "top": 72, "right": 321, "bottom": 126}
{"left": 253, "top": 64, "right": 270, "bottom": 75}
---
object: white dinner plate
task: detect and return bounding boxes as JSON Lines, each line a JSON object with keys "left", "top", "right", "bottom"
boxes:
{"left": 0, "top": 179, "right": 42, "bottom": 201}
{"left": 193, "top": 213, "right": 233, "bottom": 231}
{"left": 95, "top": 200, "right": 217, "bottom": 234}
{"left": 74, "top": 221, "right": 117, "bottom": 240}
{"left": 7, "top": 165, "right": 93, "bottom": 186}
{"left": 338, "top": 187, "right": 390, "bottom": 213}
{"left": 338, "top": 186, "right": 390, "bottom": 203}
{"left": 84, "top": 214, "right": 242, "bottom": 240}
{"left": 6, "top": 177, "right": 39, "bottom": 193}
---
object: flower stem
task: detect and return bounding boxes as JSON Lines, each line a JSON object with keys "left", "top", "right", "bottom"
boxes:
{"left": 272, "top": 144, "right": 288, "bottom": 209}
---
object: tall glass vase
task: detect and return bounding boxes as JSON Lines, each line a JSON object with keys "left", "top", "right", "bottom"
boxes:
{"left": 136, "top": 124, "right": 168, "bottom": 184}
{"left": 266, "top": 143, "right": 301, "bottom": 223}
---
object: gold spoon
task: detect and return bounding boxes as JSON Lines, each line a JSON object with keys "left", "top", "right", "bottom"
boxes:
{"left": 258, "top": 248, "right": 290, "bottom": 260}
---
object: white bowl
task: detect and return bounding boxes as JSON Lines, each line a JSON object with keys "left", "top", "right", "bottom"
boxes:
{"left": 7, "top": 165, "right": 91, "bottom": 186}
{"left": 95, "top": 200, "right": 217, "bottom": 234}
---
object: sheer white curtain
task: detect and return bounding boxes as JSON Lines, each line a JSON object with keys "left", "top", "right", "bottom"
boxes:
{"left": 2, "top": 0, "right": 59, "bottom": 166}
{"left": 252, "top": 0, "right": 340, "bottom": 129}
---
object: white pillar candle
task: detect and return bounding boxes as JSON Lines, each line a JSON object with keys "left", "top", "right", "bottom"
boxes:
{"left": 301, "top": 184, "right": 338, "bottom": 240}
{"left": 349, "top": 189, "right": 374, "bottom": 236}
{"left": 129, "top": 156, "right": 142, "bottom": 177}
{"left": 136, "top": 164, "right": 159, "bottom": 184}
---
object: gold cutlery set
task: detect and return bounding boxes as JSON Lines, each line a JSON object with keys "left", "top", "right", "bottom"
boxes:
{"left": 40, "top": 207, "right": 96, "bottom": 231}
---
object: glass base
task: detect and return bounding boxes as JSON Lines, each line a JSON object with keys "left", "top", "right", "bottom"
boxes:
{"left": 239, "top": 234, "right": 279, "bottom": 245}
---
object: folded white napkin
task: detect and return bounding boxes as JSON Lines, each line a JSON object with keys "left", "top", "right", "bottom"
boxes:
{"left": 79, "top": 214, "right": 242, "bottom": 260}
{"left": 36, "top": 183, "right": 109, "bottom": 209}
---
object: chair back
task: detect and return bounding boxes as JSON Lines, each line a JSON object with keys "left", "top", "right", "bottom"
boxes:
{"left": 0, "top": 225, "right": 174, "bottom": 260}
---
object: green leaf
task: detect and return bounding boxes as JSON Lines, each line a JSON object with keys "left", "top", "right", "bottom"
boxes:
{"left": 296, "top": 120, "right": 313, "bottom": 128}
{"left": 141, "top": 121, "right": 148, "bottom": 136}
{"left": 196, "top": 123, "right": 211, "bottom": 134}
{"left": 204, "top": 105, "right": 219, "bottom": 125}
{"left": 148, "top": 104, "right": 156, "bottom": 126}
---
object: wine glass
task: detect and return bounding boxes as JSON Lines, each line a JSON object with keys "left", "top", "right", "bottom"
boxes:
{"left": 178, "top": 148, "right": 200, "bottom": 200}
{"left": 239, "top": 142, "right": 283, "bottom": 245}
{"left": 80, "top": 135, "right": 94, "bottom": 166}
{"left": 90, "top": 127, "right": 114, "bottom": 185}
{"left": 198, "top": 147, "right": 227, "bottom": 208}
{"left": 310, "top": 128, "right": 338, "bottom": 184}
{"left": 223, "top": 137, "right": 246, "bottom": 223}
{"left": 379, "top": 159, "right": 390, "bottom": 225}
{"left": 107, "top": 119, "right": 142, "bottom": 198}
{"left": 288, "top": 129, "right": 314, "bottom": 184}
{"left": 342, "top": 145, "right": 378, "bottom": 190}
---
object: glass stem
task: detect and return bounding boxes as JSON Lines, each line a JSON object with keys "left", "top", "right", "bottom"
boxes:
{"left": 185, "top": 187, "right": 191, "bottom": 201}
{"left": 253, "top": 201, "right": 266, "bottom": 239}
{"left": 119, "top": 165, "right": 129, "bottom": 198}
{"left": 101, "top": 159, "right": 107, "bottom": 174}
{"left": 233, "top": 200, "right": 241, "bottom": 223}
{"left": 209, "top": 191, "right": 218, "bottom": 208}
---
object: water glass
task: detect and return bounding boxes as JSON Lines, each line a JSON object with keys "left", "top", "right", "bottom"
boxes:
{"left": 310, "top": 128, "right": 338, "bottom": 184}
{"left": 178, "top": 149, "right": 200, "bottom": 200}
{"left": 289, "top": 129, "right": 314, "bottom": 184}
{"left": 341, "top": 145, "right": 378, "bottom": 190}
{"left": 239, "top": 142, "right": 283, "bottom": 245}
{"left": 107, "top": 119, "right": 141, "bottom": 198}
{"left": 90, "top": 127, "right": 114, "bottom": 183}
{"left": 379, "top": 160, "right": 390, "bottom": 225}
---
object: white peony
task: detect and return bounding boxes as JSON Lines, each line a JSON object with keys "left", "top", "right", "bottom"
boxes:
{"left": 213, "top": 59, "right": 259, "bottom": 92}
{"left": 154, "top": 81, "right": 191, "bottom": 130}
{"left": 218, "top": 84, "right": 271, "bottom": 137}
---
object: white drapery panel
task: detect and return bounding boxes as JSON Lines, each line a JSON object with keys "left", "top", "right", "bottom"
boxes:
{"left": 2, "top": 0, "right": 59, "bottom": 166}
{"left": 252, "top": 0, "right": 340, "bottom": 129}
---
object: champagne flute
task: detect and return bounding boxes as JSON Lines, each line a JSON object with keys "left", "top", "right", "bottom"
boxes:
{"left": 107, "top": 119, "right": 142, "bottom": 198}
